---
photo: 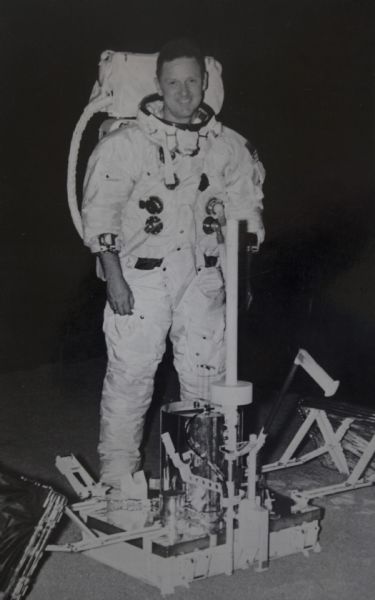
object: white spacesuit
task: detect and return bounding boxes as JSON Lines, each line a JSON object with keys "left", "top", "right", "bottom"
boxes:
{"left": 82, "top": 94, "right": 265, "bottom": 487}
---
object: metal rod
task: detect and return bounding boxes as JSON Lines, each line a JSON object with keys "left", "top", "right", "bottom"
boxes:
{"left": 225, "top": 219, "right": 239, "bottom": 386}
{"left": 262, "top": 361, "right": 299, "bottom": 435}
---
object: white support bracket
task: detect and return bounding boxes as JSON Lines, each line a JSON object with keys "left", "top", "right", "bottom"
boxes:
{"left": 47, "top": 523, "right": 166, "bottom": 554}
{"left": 290, "top": 477, "right": 375, "bottom": 512}
{"left": 161, "top": 432, "right": 222, "bottom": 495}
{"left": 262, "top": 404, "right": 375, "bottom": 509}
{"left": 262, "top": 410, "right": 353, "bottom": 475}
{"left": 55, "top": 454, "right": 109, "bottom": 499}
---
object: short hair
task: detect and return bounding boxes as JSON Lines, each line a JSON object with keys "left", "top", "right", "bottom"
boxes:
{"left": 156, "top": 38, "right": 206, "bottom": 80}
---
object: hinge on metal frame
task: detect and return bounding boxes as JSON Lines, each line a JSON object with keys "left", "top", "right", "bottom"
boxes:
{"left": 55, "top": 454, "right": 109, "bottom": 499}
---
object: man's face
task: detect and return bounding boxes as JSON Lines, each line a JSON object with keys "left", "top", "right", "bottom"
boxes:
{"left": 156, "top": 57, "right": 207, "bottom": 124}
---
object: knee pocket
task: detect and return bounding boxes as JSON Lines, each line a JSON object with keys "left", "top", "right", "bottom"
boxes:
{"left": 184, "top": 319, "right": 225, "bottom": 374}
{"left": 177, "top": 268, "right": 226, "bottom": 374}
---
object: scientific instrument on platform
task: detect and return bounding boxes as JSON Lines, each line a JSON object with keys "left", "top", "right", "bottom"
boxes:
{"left": 49, "top": 219, "right": 341, "bottom": 595}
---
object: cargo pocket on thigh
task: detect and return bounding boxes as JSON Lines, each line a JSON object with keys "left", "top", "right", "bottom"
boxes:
{"left": 103, "top": 306, "right": 167, "bottom": 374}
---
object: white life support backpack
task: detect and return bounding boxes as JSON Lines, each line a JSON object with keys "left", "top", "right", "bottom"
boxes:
{"left": 67, "top": 50, "right": 225, "bottom": 238}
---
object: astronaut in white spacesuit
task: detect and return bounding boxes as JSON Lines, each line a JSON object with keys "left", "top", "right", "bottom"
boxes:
{"left": 82, "top": 38, "right": 265, "bottom": 491}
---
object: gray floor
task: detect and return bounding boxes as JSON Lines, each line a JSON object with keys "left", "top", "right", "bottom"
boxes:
{"left": 1, "top": 359, "right": 375, "bottom": 600}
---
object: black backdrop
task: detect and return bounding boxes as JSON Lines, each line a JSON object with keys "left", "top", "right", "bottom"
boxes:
{"left": 0, "top": 0, "right": 374, "bottom": 397}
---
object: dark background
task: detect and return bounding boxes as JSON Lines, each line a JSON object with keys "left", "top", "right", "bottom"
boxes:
{"left": 0, "top": 0, "right": 374, "bottom": 399}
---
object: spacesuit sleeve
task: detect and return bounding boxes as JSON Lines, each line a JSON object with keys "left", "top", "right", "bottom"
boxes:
{"left": 81, "top": 132, "right": 136, "bottom": 253}
{"left": 223, "top": 131, "right": 265, "bottom": 229}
